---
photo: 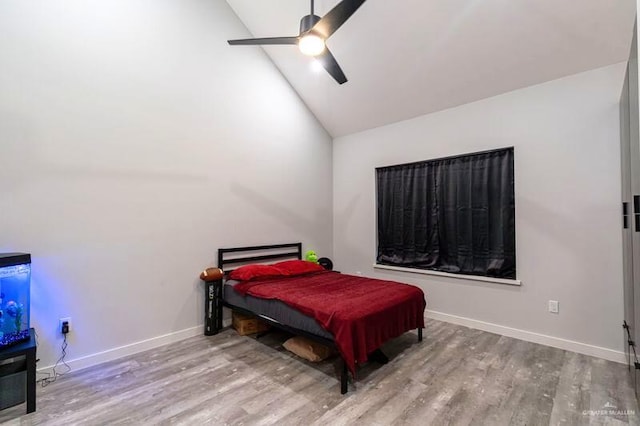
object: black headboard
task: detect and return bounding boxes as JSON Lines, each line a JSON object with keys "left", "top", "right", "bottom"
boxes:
{"left": 217, "top": 243, "right": 302, "bottom": 272}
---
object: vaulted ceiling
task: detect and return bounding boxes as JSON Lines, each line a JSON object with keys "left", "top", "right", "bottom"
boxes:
{"left": 227, "top": 0, "right": 636, "bottom": 137}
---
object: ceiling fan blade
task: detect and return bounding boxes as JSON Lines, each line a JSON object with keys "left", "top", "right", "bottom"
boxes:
{"left": 316, "top": 48, "right": 347, "bottom": 84}
{"left": 228, "top": 36, "right": 298, "bottom": 46}
{"left": 311, "top": 0, "right": 367, "bottom": 39}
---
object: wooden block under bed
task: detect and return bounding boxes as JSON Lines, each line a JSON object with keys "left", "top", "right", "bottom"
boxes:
{"left": 232, "top": 311, "right": 270, "bottom": 336}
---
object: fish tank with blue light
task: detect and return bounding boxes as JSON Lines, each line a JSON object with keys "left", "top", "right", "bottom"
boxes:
{"left": 0, "top": 253, "right": 31, "bottom": 348}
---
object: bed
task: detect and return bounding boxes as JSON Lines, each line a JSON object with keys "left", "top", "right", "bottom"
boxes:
{"left": 211, "top": 242, "right": 426, "bottom": 394}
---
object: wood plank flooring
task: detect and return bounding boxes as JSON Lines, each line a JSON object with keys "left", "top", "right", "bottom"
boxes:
{"left": 1, "top": 320, "right": 637, "bottom": 425}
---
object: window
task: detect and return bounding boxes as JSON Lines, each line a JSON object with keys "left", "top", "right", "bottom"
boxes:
{"left": 376, "top": 148, "right": 515, "bottom": 279}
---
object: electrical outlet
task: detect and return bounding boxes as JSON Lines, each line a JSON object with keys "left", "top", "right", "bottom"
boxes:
{"left": 548, "top": 300, "right": 559, "bottom": 314}
{"left": 59, "top": 317, "right": 72, "bottom": 334}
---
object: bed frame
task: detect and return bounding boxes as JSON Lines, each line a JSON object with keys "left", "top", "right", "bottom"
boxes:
{"left": 214, "top": 242, "right": 422, "bottom": 394}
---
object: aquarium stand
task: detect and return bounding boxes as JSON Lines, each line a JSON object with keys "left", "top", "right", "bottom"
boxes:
{"left": 0, "top": 328, "right": 36, "bottom": 414}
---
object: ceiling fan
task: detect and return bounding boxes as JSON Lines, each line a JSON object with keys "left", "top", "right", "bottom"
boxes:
{"left": 228, "top": 0, "right": 367, "bottom": 85}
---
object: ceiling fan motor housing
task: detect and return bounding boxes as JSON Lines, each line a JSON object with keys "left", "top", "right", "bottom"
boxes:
{"left": 300, "top": 14, "right": 321, "bottom": 35}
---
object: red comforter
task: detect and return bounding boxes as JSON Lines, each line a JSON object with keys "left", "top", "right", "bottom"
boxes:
{"left": 233, "top": 271, "right": 426, "bottom": 374}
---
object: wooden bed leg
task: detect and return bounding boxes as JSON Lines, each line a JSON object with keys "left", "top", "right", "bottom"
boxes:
{"left": 341, "top": 359, "right": 348, "bottom": 395}
{"left": 418, "top": 327, "right": 423, "bottom": 342}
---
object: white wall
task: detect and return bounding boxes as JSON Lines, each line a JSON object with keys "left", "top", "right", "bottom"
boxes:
{"left": 333, "top": 63, "right": 626, "bottom": 355}
{"left": 0, "top": 0, "right": 332, "bottom": 368}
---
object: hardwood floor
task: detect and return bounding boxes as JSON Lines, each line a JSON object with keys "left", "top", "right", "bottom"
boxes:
{"left": 1, "top": 320, "right": 637, "bottom": 425}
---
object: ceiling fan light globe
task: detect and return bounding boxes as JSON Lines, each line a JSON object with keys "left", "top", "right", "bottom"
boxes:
{"left": 298, "top": 34, "right": 326, "bottom": 56}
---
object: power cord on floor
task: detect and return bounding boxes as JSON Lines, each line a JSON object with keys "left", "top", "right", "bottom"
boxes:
{"left": 623, "top": 321, "right": 639, "bottom": 396}
{"left": 38, "top": 332, "right": 71, "bottom": 387}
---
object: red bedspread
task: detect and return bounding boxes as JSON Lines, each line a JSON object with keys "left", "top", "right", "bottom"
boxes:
{"left": 233, "top": 271, "right": 426, "bottom": 374}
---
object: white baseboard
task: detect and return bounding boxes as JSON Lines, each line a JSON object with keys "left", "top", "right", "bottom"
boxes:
{"left": 36, "top": 313, "right": 625, "bottom": 377}
{"left": 37, "top": 325, "right": 203, "bottom": 375}
{"left": 426, "top": 310, "right": 626, "bottom": 364}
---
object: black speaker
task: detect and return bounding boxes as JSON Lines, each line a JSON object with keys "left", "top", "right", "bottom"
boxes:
{"left": 318, "top": 257, "right": 333, "bottom": 271}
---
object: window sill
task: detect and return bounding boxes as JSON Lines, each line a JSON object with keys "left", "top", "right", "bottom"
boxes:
{"left": 373, "top": 264, "right": 522, "bottom": 286}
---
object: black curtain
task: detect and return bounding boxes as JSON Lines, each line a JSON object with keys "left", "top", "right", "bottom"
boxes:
{"left": 376, "top": 148, "right": 515, "bottom": 279}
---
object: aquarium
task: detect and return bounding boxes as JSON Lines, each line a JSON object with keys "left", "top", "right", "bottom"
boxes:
{"left": 0, "top": 253, "right": 30, "bottom": 349}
